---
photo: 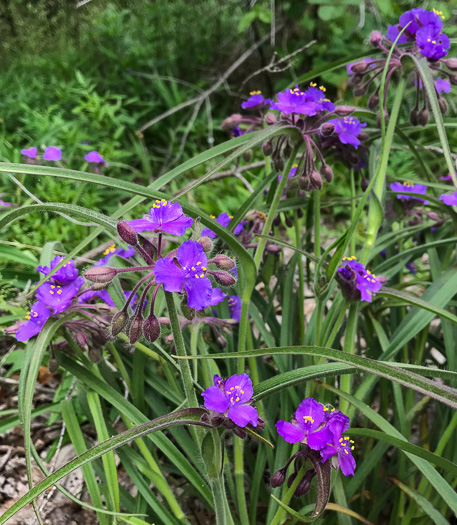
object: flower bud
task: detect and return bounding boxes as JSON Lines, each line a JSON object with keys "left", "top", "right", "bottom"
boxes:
{"left": 320, "top": 164, "right": 333, "bottom": 183}
{"left": 48, "top": 357, "right": 60, "bottom": 374}
{"left": 449, "top": 74, "right": 457, "bottom": 86}
{"left": 353, "top": 84, "right": 368, "bottom": 97}
{"left": 335, "top": 105, "right": 355, "bottom": 117}
{"left": 310, "top": 169, "right": 323, "bottom": 191}
{"left": 270, "top": 468, "right": 287, "bottom": 488}
{"left": 320, "top": 122, "right": 335, "bottom": 136}
{"left": 76, "top": 331, "right": 90, "bottom": 351}
{"left": 294, "top": 470, "right": 315, "bottom": 497}
{"left": 111, "top": 310, "right": 128, "bottom": 336}
{"left": 243, "top": 149, "right": 252, "bottom": 163}
{"left": 297, "top": 208, "right": 303, "bottom": 219}
{"left": 209, "top": 270, "right": 237, "bottom": 287}
{"left": 221, "top": 114, "right": 243, "bottom": 130}
{"left": 181, "top": 295, "right": 196, "bottom": 320}
{"left": 418, "top": 108, "right": 429, "bottom": 126}
{"left": 198, "top": 236, "right": 213, "bottom": 252}
{"left": 264, "top": 112, "right": 277, "bottom": 125}
{"left": 143, "top": 315, "right": 161, "bottom": 343}
{"left": 351, "top": 60, "right": 370, "bottom": 74}
{"left": 89, "top": 347, "right": 102, "bottom": 363}
{"left": 410, "top": 108, "right": 419, "bottom": 126}
{"left": 358, "top": 133, "right": 369, "bottom": 142}
{"left": 298, "top": 175, "right": 311, "bottom": 192}
{"left": 368, "top": 92, "right": 379, "bottom": 110}
{"left": 262, "top": 139, "right": 274, "bottom": 156}
{"left": 285, "top": 215, "right": 294, "bottom": 228}
{"left": 444, "top": 58, "right": 457, "bottom": 70}
{"left": 84, "top": 266, "right": 117, "bottom": 283}
{"left": 210, "top": 254, "right": 236, "bottom": 270}
{"left": 129, "top": 315, "right": 143, "bottom": 344}
{"left": 232, "top": 427, "right": 247, "bottom": 439}
{"left": 273, "top": 156, "right": 284, "bottom": 172}
{"left": 266, "top": 244, "right": 282, "bottom": 254}
{"left": 273, "top": 214, "right": 281, "bottom": 227}
{"left": 216, "top": 334, "right": 227, "bottom": 348}
{"left": 348, "top": 74, "right": 363, "bottom": 87}
{"left": 139, "top": 235, "right": 156, "bottom": 260}
{"left": 117, "top": 221, "right": 138, "bottom": 246}
{"left": 370, "top": 30, "right": 383, "bottom": 47}
{"left": 438, "top": 97, "right": 448, "bottom": 115}
{"left": 287, "top": 472, "right": 297, "bottom": 488}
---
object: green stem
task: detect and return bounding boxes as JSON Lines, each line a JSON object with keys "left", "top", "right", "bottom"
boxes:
{"left": 325, "top": 301, "right": 348, "bottom": 348}
{"left": 350, "top": 168, "right": 356, "bottom": 255}
{"left": 234, "top": 439, "right": 249, "bottom": 525}
{"left": 269, "top": 466, "right": 306, "bottom": 525}
{"left": 314, "top": 190, "right": 321, "bottom": 259}
{"left": 361, "top": 77, "right": 406, "bottom": 265}
{"left": 294, "top": 211, "right": 306, "bottom": 345}
{"left": 340, "top": 302, "right": 360, "bottom": 415}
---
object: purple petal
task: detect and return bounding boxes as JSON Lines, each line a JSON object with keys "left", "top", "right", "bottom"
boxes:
{"left": 177, "top": 240, "right": 208, "bottom": 269}
{"left": 154, "top": 257, "right": 184, "bottom": 292}
{"left": 36, "top": 277, "right": 83, "bottom": 308}
{"left": 15, "top": 302, "right": 53, "bottom": 342}
{"left": 307, "top": 426, "right": 333, "bottom": 450}
{"left": 201, "top": 385, "right": 230, "bottom": 413}
{"left": 276, "top": 420, "right": 305, "bottom": 443}
{"left": 85, "top": 151, "right": 104, "bottom": 163}
{"left": 210, "top": 287, "right": 227, "bottom": 306}
{"left": 43, "top": 146, "right": 62, "bottom": 161}
{"left": 320, "top": 444, "right": 337, "bottom": 463}
{"left": 228, "top": 405, "right": 258, "bottom": 427}
{"left": 127, "top": 218, "right": 158, "bottom": 232}
{"left": 183, "top": 276, "right": 213, "bottom": 310}
{"left": 338, "top": 449, "right": 356, "bottom": 476}
{"left": 295, "top": 398, "right": 325, "bottom": 433}
{"left": 224, "top": 373, "right": 253, "bottom": 402}
{"left": 21, "top": 147, "right": 37, "bottom": 159}
{"left": 327, "top": 412, "right": 350, "bottom": 440}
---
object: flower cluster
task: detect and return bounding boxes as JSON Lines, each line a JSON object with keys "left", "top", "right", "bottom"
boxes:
{"left": 21, "top": 146, "right": 106, "bottom": 165}
{"left": 349, "top": 8, "right": 454, "bottom": 123}
{"left": 390, "top": 181, "right": 429, "bottom": 204}
{"left": 336, "top": 256, "right": 383, "bottom": 303}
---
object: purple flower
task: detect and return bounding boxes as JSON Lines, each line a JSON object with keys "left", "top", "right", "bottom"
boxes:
{"left": 303, "top": 84, "right": 335, "bottom": 112}
{"left": 36, "top": 278, "right": 84, "bottom": 313}
{"left": 85, "top": 151, "right": 105, "bottom": 164}
{"left": 340, "top": 255, "right": 364, "bottom": 272}
{"left": 201, "top": 212, "right": 246, "bottom": 238}
{"left": 15, "top": 302, "right": 53, "bottom": 342}
{"left": 328, "top": 117, "right": 367, "bottom": 149}
{"left": 94, "top": 244, "right": 135, "bottom": 267}
{"left": 436, "top": 77, "right": 451, "bottom": 94}
{"left": 227, "top": 295, "right": 242, "bottom": 322}
{"left": 440, "top": 191, "right": 457, "bottom": 206}
{"left": 356, "top": 269, "right": 382, "bottom": 303}
{"left": 37, "top": 255, "right": 80, "bottom": 284}
{"left": 386, "top": 24, "right": 409, "bottom": 44}
{"left": 416, "top": 26, "right": 450, "bottom": 60}
{"left": 127, "top": 199, "right": 193, "bottom": 236}
{"left": 154, "top": 240, "right": 212, "bottom": 310}
{"left": 278, "top": 164, "right": 298, "bottom": 182}
{"left": 201, "top": 373, "right": 259, "bottom": 427}
{"left": 43, "top": 146, "right": 62, "bottom": 161}
{"left": 241, "top": 90, "right": 270, "bottom": 109}
{"left": 0, "top": 199, "right": 11, "bottom": 207}
{"left": 320, "top": 413, "right": 356, "bottom": 477}
{"left": 270, "top": 86, "right": 319, "bottom": 116}
{"left": 276, "top": 398, "right": 332, "bottom": 449}
{"left": 390, "top": 182, "right": 429, "bottom": 204}
{"left": 210, "top": 287, "right": 227, "bottom": 306}
{"left": 231, "top": 126, "right": 243, "bottom": 138}
{"left": 336, "top": 257, "right": 382, "bottom": 303}
{"left": 78, "top": 288, "right": 116, "bottom": 307}
{"left": 21, "top": 147, "right": 37, "bottom": 159}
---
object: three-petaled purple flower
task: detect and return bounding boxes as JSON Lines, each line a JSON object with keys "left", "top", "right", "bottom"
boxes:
{"left": 201, "top": 212, "right": 246, "bottom": 239}
{"left": 228, "top": 295, "right": 242, "bottom": 322}
{"left": 37, "top": 255, "right": 80, "bottom": 284}
{"left": 127, "top": 199, "right": 193, "bottom": 236}
{"left": 270, "top": 83, "right": 334, "bottom": 116}
{"left": 327, "top": 117, "right": 367, "bottom": 149}
{"left": 154, "top": 240, "right": 212, "bottom": 310}
{"left": 436, "top": 77, "right": 451, "bottom": 94}
{"left": 43, "top": 146, "right": 62, "bottom": 161}
{"left": 241, "top": 90, "right": 270, "bottom": 109}
{"left": 36, "top": 278, "right": 84, "bottom": 313}
{"left": 15, "top": 302, "right": 53, "bottom": 342}
{"left": 94, "top": 244, "right": 135, "bottom": 267}
{"left": 336, "top": 256, "right": 383, "bottom": 303}
{"left": 21, "top": 147, "right": 38, "bottom": 159}
{"left": 440, "top": 191, "right": 457, "bottom": 206}
{"left": 85, "top": 151, "right": 105, "bottom": 164}
{"left": 202, "top": 373, "right": 259, "bottom": 427}
{"left": 276, "top": 398, "right": 356, "bottom": 477}
{"left": 390, "top": 182, "right": 429, "bottom": 204}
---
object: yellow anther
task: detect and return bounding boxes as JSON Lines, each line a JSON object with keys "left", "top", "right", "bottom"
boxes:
{"left": 249, "top": 90, "right": 262, "bottom": 95}
{"left": 200, "top": 273, "right": 204, "bottom": 278}
{"left": 195, "top": 275, "right": 199, "bottom": 279}
{"left": 339, "top": 438, "right": 344, "bottom": 442}
{"left": 319, "top": 85, "right": 326, "bottom": 92}
{"left": 155, "top": 200, "right": 161, "bottom": 203}
{"left": 51, "top": 285, "right": 55, "bottom": 288}
{"left": 50, "top": 291, "right": 54, "bottom": 295}
{"left": 57, "top": 290, "right": 62, "bottom": 295}
{"left": 230, "top": 387, "right": 234, "bottom": 390}
{"left": 229, "top": 215, "right": 233, "bottom": 219}
{"left": 324, "top": 407, "right": 329, "bottom": 411}
{"left": 191, "top": 266, "right": 196, "bottom": 271}
{"left": 231, "top": 397, "right": 234, "bottom": 403}
{"left": 201, "top": 266, "right": 206, "bottom": 271}
{"left": 240, "top": 390, "right": 244, "bottom": 394}
{"left": 351, "top": 446, "right": 355, "bottom": 450}
{"left": 33, "top": 312, "right": 38, "bottom": 317}
{"left": 350, "top": 440, "right": 355, "bottom": 444}
{"left": 235, "top": 386, "right": 239, "bottom": 389}
{"left": 25, "top": 315, "right": 31, "bottom": 320}
{"left": 344, "top": 449, "right": 349, "bottom": 454}
{"left": 345, "top": 436, "right": 350, "bottom": 440}
{"left": 235, "top": 397, "right": 240, "bottom": 402}
{"left": 210, "top": 214, "right": 216, "bottom": 219}
{"left": 302, "top": 415, "right": 314, "bottom": 424}
{"left": 196, "top": 261, "right": 201, "bottom": 265}
{"left": 310, "top": 82, "right": 317, "bottom": 87}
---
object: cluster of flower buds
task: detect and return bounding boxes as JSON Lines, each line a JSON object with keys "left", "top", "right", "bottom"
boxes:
{"left": 84, "top": 200, "right": 239, "bottom": 344}
{"left": 272, "top": 397, "right": 356, "bottom": 488}
{"left": 348, "top": 8, "right": 453, "bottom": 123}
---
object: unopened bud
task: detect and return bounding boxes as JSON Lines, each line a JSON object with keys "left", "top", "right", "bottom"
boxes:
{"left": 410, "top": 108, "right": 419, "bottom": 126}
{"left": 273, "top": 214, "right": 281, "bottom": 227}
{"left": 270, "top": 468, "right": 287, "bottom": 488}
{"left": 129, "top": 316, "right": 143, "bottom": 344}
{"left": 181, "top": 295, "right": 196, "bottom": 320}
{"left": 209, "top": 270, "right": 237, "bottom": 287}
{"left": 89, "top": 347, "right": 102, "bottom": 363}
{"left": 210, "top": 254, "right": 236, "bottom": 270}
{"left": 198, "top": 236, "right": 213, "bottom": 252}
{"left": 216, "top": 334, "right": 227, "bottom": 348}
{"left": 358, "top": 132, "right": 369, "bottom": 142}
{"left": 438, "top": 97, "right": 448, "bottom": 115}
{"left": 351, "top": 60, "right": 370, "bottom": 74}
{"left": 334, "top": 105, "right": 355, "bottom": 117}
{"left": 243, "top": 149, "right": 252, "bottom": 163}
{"left": 111, "top": 310, "right": 128, "bottom": 336}
{"left": 266, "top": 244, "right": 282, "bottom": 254}
{"left": 117, "top": 221, "right": 138, "bottom": 246}
{"left": 418, "top": 108, "right": 429, "bottom": 126}
{"left": 232, "top": 427, "right": 247, "bottom": 439}
{"left": 353, "top": 84, "right": 368, "bottom": 97}
{"left": 139, "top": 235, "right": 156, "bottom": 260}
{"left": 299, "top": 175, "right": 311, "bottom": 191}
{"left": 310, "top": 169, "right": 323, "bottom": 190}
{"left": 273, "top": 156, "right": 284, "bottom": 172}
{"left": 284, "top": 215, "right": 294, "bottom": 228}
{"left": 143, "top": 315, "right": 161, "bottom": 342}
{"left": 444, "top": 58, "right": 457, "bottom": 71}
{"left": 264, "top": 112, "right": 277, "bottom": 125}
{"left": 320, "top": 164, "right": 333, "bottom": 183}
{"left": 320, "top": 122, "right": 335, "bottom": 136}
{"left": 348, "top": 74, "right": 363, "bottom": 87}
{"left": 449, "top": 74, "right": 457, "bottom": 86}
{"left": 287, "top": 472, "right": 297, "bottom": 488}
{"left": 262, "top": 139, "right": 274, "bottom": 156}
{"left": 84, "top": 266, "right": 117, "bottom": 283}
{"left": 370, "top": 30, "right": 383, "bottom": 47}
{"left": 294, "top": 470, "right": 315, "bottom": 497}
{"left": 48, "top": 357, "right": 60, "bottom": 374}
{"left": 368, "top": 92, "right": 379, "bottom": 110}
{"left": 297, "top": 209, "right": 303, "bottom": 219}
{"left": 221, "top": 114, "right": 243, "bottom": 130}
{"left": 76, "top": 331, "right": 90, "bottom": 351}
